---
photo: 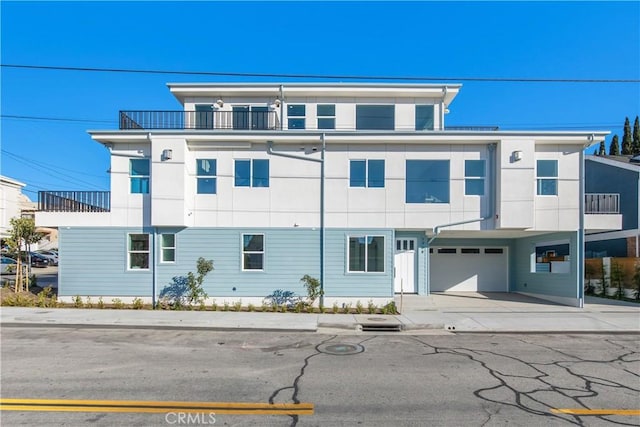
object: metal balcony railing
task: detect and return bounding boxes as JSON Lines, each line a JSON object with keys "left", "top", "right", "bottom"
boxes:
{"left": 38, "top": 191, "right": 110, "bottom": 213}
{"left": 444, "top": 126, "right": 500, "bottom": 131}
{"left": 119, "top": 110, "right": 280, "bottom": 130}
{"left": 585, "top": 193, "right": 619, "bottom": 214}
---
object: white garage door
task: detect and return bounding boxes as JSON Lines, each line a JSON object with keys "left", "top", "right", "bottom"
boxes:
{"left": 430, "top": 247, "right": 508, "bottom": 292}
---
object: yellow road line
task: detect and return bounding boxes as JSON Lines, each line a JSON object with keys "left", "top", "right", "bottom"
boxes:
{"left": 552, "top": 409, "right": 640, "bottom": 416}
{"left": 0, "top": 399, "right": 313, "bottom": 415}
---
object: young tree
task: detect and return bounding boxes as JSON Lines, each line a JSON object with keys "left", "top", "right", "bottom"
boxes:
{"left": 609, "top": 135, "right": 620, "bottom": 156}
{"left": 597, "top": 140, "right": 606, "bottom": 156}
{"left": 621, "top": 117, "right": 632, "bottom": 155}
{"left": 6, "top": 217, "right": 43, "bottom": 292}
{"left": 632, "top": 116, "right": 640, "bottom": 155}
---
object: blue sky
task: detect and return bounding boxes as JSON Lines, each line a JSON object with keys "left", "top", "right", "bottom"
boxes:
{"left": 1, "top": 1, "right": 639, "bottom": 198}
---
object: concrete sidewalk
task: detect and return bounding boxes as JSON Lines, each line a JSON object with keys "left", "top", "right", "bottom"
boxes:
{"left": 1, "top": 293, "right": 638, "bottom": 333}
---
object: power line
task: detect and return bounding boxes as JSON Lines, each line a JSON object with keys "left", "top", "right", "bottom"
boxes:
{"left": 1, "top": 149, "right": 108, "bottom": 179}
{"left": 2, "top": 63, "right": 639, "bottom": 83}
{"left": 1, "top": 114, "right": 113, "bottom": 124}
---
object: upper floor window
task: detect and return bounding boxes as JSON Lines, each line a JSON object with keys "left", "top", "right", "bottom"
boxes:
{"left": 196, "top": 159, "right": 216, "bottom": 194}
{"left": 130, "top": 159, "right": 149, "bottom": 194}
{"left": 317, "top": 104, "right": 335, "bottom": 129}
{"left": 406, "top": 160, "right": 450, "bottom": 203}
{"left": 350, "top": 160, "right": 385, "bottom": 188}
{"left": 348, "top": 235, "right": 385, "bottom": 273}
{"left": 235, "top": 159, "right": 269, "bottom": 187}
{"left": 287, "top": 104, "right": 306, "bottom": 129}
{"left": 128, "top": 233, "right": 149, "bottom": 270}
{"left": 465, "top": 160, "right": 485, "bottom": 196}
{"left": 356, "top": 105, "right": 394, "bottom": 130}
{"left": 415, "top": 105, "right": 435, "bottom": 130}
{"left": 537, "top": 160, "right": 558, "bottom": 196}
{"left": 195, "top": 104, "right": 214, "bottom": 129}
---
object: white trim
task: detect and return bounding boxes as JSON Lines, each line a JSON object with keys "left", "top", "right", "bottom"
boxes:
{"left": 159, "top": 233, "right": 176, "bottom": 264}
{"left": 127, "top": 233, "right": 150, "bottom": 271}
{"left": 241, "top": 233, "right": 265, "bottom": 272}
{"left": 347, "top": 235, "right": 386, "bottom": 274}
{"left": 586, "top": 155, "right": 640, "bottom": 173}
{"left": 585, "top": 229, "right": 640, "bottom": 241}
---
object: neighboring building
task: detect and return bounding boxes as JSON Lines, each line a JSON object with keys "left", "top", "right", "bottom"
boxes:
{"left": 585, "top": 155, "right": 639, "bottom": 258}
{"left": 36, "top": 83, "right": 616, "bottom": 307}
{"left": 1, "top": 175, "right": 30, "bottom": 239}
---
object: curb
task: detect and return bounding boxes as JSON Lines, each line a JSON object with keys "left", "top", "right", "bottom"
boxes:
{"left": 0, "top": 322, "right": 318, "bottom": 333}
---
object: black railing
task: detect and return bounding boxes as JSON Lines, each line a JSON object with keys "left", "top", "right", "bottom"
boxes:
{"left": 444, "top": 126, "right": 500, "bottom": 131}
{"left": 120, "top": 110, "right": 279, "bottom": 130}
{"left": 38, "top": 191, "right": 110, "bottom": 212}
{"left": 585, "top": 193, "right": 620, "bottom": 214}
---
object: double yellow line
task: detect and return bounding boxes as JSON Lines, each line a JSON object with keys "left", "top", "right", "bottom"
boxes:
{"left": 0, "top": 398, "right": 314, "bottom": 416}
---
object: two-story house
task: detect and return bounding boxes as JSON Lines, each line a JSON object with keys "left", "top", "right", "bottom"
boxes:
{"left": 36, "top": 83, "right": 616, "bottom": 308}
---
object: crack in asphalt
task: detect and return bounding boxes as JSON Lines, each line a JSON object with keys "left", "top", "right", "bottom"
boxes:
{"left": 268, "top": 335, "right": 378, "bottom": 427}
{"left": 411, "top": 335, "right": 639, "bottom": 426}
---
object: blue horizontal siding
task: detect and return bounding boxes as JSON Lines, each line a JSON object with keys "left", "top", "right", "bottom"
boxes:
{"left": 59, "top": 227, "right": 394, "bottom": 299}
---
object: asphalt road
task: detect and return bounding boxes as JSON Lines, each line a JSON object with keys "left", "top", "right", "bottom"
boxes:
{"left": 1, "top": 327, "right": 638, "bottom": 426}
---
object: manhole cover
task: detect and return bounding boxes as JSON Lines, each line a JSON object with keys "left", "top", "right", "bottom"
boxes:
{"left": 318, "top": 343, "right": 364, "bottom": 356}
{"left": 367, "top": 317, "right": 388, "bottom": 322}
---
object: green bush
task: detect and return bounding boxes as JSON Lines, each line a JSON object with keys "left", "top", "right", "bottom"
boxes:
{"left": 132, "top": 298, "right": 144, "bottom": 310}
{"left": 111, "top": 298, "right": 125, "bottom": 309}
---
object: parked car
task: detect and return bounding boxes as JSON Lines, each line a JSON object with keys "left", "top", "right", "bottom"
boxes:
{"left": 1, "top": 256, "right": 17, "bottom": 274}
{"left": 35, "top": 250, "right": 59, "bottom": 266}
{"left": 6, "top": 252, "right": 50, "bottom": 268}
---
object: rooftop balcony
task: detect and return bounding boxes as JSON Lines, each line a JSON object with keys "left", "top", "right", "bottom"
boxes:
{"left": 584, "top": 193, "right": 622, "bottom": 233}
{"left": 120, "top": 110, "right": 280, "bottom": 130}
{"left": 38, "top": 191, "right": 110, "bottom": 213}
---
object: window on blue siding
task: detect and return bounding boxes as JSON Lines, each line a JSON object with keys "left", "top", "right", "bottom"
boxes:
{"left": 415, "top": 105, "right": 435, "bottom": 130}
{"left": 465, "top": 160, "right": 485, "bottom": 196}
{"left": 356, "top": 105, "right": 394, "bottom": 130}
{"left": 128, "top": 233, "right": 149, "bottom": 269}
{"left": 348, "top": 235, "right": 385, "bottom": 273}
{"left": 130, "top": 159, "right": 150, "bottom": 194}
{"left": 242, "top": 234, "right": 264, "bottom": 271}
{"left": 235, "top": 159, "right": 269, "bottom": 187}
{"left": 288, "top": 104, "right": 305, "bottom": 129}
{"left": 160, "top": 234, "right": 176, "bottom": 263}
{"left": 406, "top": 160, "right": 450, "bottom": 203}
{"left": 317, "top": 104, "right": 335, "bottom": 129}
{"left": 349, "top": 160, "right": 385, "bottom": 188}
{"left": 196, "top": 159, "right": 216, "bottom": 194}
{"left": 537, "top": 160, "right": 558, "bottom": 195}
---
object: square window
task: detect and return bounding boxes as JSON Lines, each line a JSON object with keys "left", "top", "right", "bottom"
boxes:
{"left": 348, "top": 235, "right": 385, "bottom": 273}
{"left": 318, "top": 118, "right": 335, "bottom": 129}
{"left": 406, "top": 160, "right": 450, "bottom": 203}
{"left": 130, "top": 159, "right": 150, "bottom": 194}
{"left": 317, "top": 104, "right": 335, "bottom": 116}
{"left": 242, "top": 234, "right": 264, "bottom": 271}
{"left": 356, "top": 105, "right": 394, "bottom": 130}
{"left": 288, "top": 118, "right": 305, "bottom": 129}
{"left": 349, "top": 160, "right": 385, "bottom": 188}
{"left": 287, "top": 104, "right": 305, "bottom": 117}
{"left": 235, "top": 159, "right": 269, "bottom": 188}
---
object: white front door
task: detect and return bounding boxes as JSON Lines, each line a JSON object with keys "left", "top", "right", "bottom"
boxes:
{"left": 394, "top": 238, "right": 417, "bottom": 293}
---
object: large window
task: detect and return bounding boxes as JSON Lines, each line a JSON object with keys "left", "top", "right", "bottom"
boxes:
{"left": 537, "top": 160, "right": 558, "bottom": 195}
{"left": 242, "top": 234, "right": 264, "bottom": 271}
{"left": 288, "top": 104, "right": 306, "bottom": 129}
{"left": 415, "top": 105, "right": 435, "bottom": 130}
{"left": 195, "top": 104, "right": 214, "bottom": 129}
{"left": 317, "top": 104, "right": 335, "bottom": 129}
{"left": 348, "top": 236, "right": 385, "bottom": 273}
{"left": 233, "top": 106, "right": 269, "bottom": 130}
{"left": 465, "top": 160, "right": 486, "bottom": 196}
{"left": 406, "top": 160, "right": 450, "bottom": 203}
{"left": 130, "top": 159, "right": 149, "bottom": 194}
{"left": 196, "top": 159, "right": 216, "bottom": 194}
{"left": 356, "top": 105, "right": 395, "bottom": 130}
{"left": 350, "top": 160, "right": 385, "bottom": 188}
{"left": 128, "top": 233, "right": 149, "bottom": 270}
{"left": 234, "top": 159, "right": 269, "bottom": 187}
{"left": 160, "top": 234, "right": 176, "bottom": 263}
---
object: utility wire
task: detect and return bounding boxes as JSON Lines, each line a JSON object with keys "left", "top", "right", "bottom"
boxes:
{"left": 1, "top": 149, "right": 108, "bottom": 179}
{"left": 2, "top": 63, "right": 639, "bottom": 83}
{"left": 1, "top": 114, "right": 113, "bottom": 124}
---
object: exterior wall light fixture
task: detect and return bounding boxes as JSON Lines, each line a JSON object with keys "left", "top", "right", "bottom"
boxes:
{"left": 162, "top": 149, "right": 173, "bottom": 161}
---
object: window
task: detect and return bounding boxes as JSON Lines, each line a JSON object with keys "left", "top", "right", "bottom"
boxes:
{"left": 537, "top": 160, "right": 558, "bottom": 195}
{"left": 242, "top": 234, "right": 264, "bottom": 271}
{"left": 484, "top": 248, "right": 504, "bottom": 254}
{"left": 437, "top": 248, "right": 457, "bottom": 254}
{"left": 128, "top": 234, "right": 149, "bottom": 269}
{"left": 356, "top": 105, "right": 395, "bottom": 130}
{"left": 196, "top": 159, "right": 216, "bottom": 194}
{"left": 130, "top": 159, "right": 149, "bottom": 194}
{"left": 415, "top": 105, "right": 435, "bottom": 130}
{"left": 465, "top": 160, "right": 486, "bottom": 196}
{"left": 461, "top": 248, "right": 480, "bottom": 254}
{"left": 348, "top": 235, "right": 385, "bottom": 273}
{"left": 405, "top": 160, "right": 450, "bottom": 203}
{"left": 349, "top": 160, "right": 385, "bottom": 188}
{"left": 234, "top": 159, "right": 269, "bottom": 187}
{"left": 288, "top": 104, "right": 305, "bottom": 129}
{"left": 532, "top": 242, "right": 570, "bottom": 273}
{"left": 160, "top": 234, "right": 176, "bottom": 263}
{"left": 317, "top": 104, "right": 335, "bottom": 129}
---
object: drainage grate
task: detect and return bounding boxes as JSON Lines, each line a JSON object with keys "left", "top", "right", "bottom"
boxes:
{"left": 359, "top": 323, "right": 403, "bottom": 332}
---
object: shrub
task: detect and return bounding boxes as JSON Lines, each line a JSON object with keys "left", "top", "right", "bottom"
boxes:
{"left": 300, "top": 274, "right": 323, "bottom": 306}
{"left": 73, "top": 295, "right": 84, "bottom": 308}
{"left": 381, "top": 301, "right": 398, "bottom": 315}
{"left": 233, "top": 300, "right": 242, "bottom": 312}
{"left": 355, "top": 301, "right": 364, "bottom": 314}
{"left": 264, "top": 289, "right": 301, "bottom": 308}
{"left": 332, "top": 302, "right": 339, "bottom": 314}
{"left": 85, "top": 296, "right": 93, "bottom": 309}
{"left": 132, "top": 298, "right": 144, "bottom": 310}
{"left": 111, "top": 298, "right": 125, "bottom": 309}
{"left": 222, "top": 302, "right": 229, "bottom": 312}
{"left": 247, "top": 303, "right": 255, "bottom": 312}
{"left": 211, "top": 299, "right": 217, "bottom": 311}
{"left": 367, "top": 300, "right": 377, "bottom": 314}
{"left": 159, "top": 257, "right": 213, "bottom": 308}
{"left": 97, "top": 297, "right": 105, "bottom": 309}
{"left": 610, "top": 261, "right": 626, "bottom": 300}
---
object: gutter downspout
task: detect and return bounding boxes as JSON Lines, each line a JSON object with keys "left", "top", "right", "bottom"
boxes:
{"left": 267, "top": 136, "right": 326, "bottom": 307}
{"left": 279, "top": 85, "right": 284, "bottom": 131}
{"left": 425, "top": 143, "right": 497, "bottom": 293}
{"left": 577, "top": 143, "right": 588, "bottom": 308}
{"left": 147, "top": 132, "right": 158, "bottom": 309}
